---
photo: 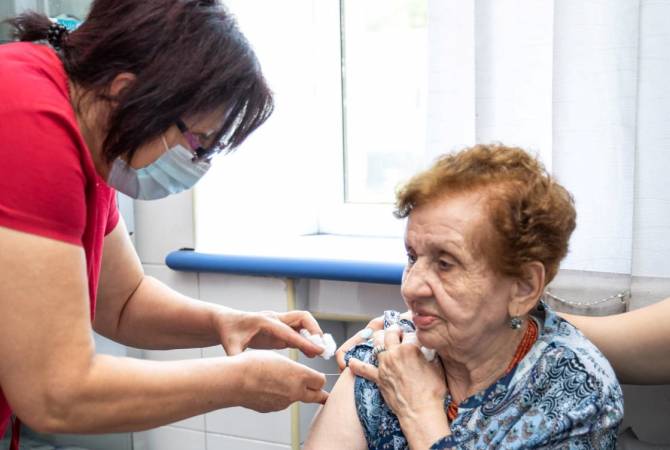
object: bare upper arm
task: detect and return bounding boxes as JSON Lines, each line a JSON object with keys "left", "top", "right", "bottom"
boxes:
{"left": 93, "top": 218, "right": 144, "bottom": 339}
{"left": 0, "top": 226, "right": 94, "bottom": 425}
{"left": 303, "top": 368, "right": 367, "bottom": 450}
{"left": 560, "top": 302, "right": 670, "bottom": 384}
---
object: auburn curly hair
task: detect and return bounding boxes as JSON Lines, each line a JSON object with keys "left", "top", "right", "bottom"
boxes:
{"left": 395, "top": 144, "right": 576, "bottom": 284}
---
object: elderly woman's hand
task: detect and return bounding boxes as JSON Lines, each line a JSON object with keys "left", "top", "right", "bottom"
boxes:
{"left": 348, "top": 326, "right": 451, "bottom": 447}
{"left": 335, "top": 310, "right": 414, "bottom": 370}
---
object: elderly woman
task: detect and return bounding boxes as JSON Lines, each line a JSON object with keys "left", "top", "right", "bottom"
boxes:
{"left": 305, "top": 144, "right": 623, "bottom": 449}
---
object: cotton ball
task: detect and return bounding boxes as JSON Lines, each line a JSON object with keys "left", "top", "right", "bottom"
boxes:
{"left": 420, "top": 347, "right": 436, "bottom": 362}
{"left": 320, "top": 333, "right": 337, "bottom": 360}
{"left": 299, "top": 329, "right": 337, "bottom": 360}
{"left": 403, "top": 332, "right": 418, "bottom": 345}
{"left": 403, "top": 332, "right": 436, "bottom": 361}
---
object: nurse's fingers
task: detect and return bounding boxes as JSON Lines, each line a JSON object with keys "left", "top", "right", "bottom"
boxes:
{"left": 348, "top": 358, "right": 379, "bottom": 383}
{"left": 302, "top": 388, "right": 329, "bottom": 405}
{"left": 279, "top": 310, "right": 323, "bottom": 335}
{"left": 301, "top": 366, "right": 327, "bottom": 391}
{"left": 265, "top": 318, "right": 324, "bottom": 357}
{"left": 384, "top": 324, "right": 402, "bottom": 348}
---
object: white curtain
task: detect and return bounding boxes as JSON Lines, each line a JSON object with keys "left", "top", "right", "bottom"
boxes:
{"left": 427, "top": 0, "right": 670, "bottom": 310}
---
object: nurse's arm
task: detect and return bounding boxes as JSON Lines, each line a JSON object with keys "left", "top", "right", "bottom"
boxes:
{"left": 0, "top": 226, "right": 321, "bottom": 433}
{"left": 303, "top": 369, "right": 367, "bottom": 450}
{"left": 93, "top": 220, "right": 324, "bottom": 356}
{"left": 93, "top": 218, "right": 227, "bottom": 349}
{"left": 560, "top": 298, "right": 670, "bottom": 385}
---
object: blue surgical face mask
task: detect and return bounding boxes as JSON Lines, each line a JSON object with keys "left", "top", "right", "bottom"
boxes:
{"left": 107, "top": 136, "right": 211, "bottom": 200}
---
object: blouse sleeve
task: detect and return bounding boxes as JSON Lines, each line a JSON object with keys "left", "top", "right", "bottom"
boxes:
{"left": 344, "top": 313, "right": 452, "bottom": 450}
{"left": 510, "top": 345, "right": 624, "bottom": 449}
{"left": 345, "top": 323, "right": 413, "bottom": 450}
{"left": 0, "top": 108, "right": 87, "bottom": 245}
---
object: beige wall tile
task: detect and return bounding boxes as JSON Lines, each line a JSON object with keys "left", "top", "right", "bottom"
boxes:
{"left": 133, "top": 426, "right": 205, "bottom": 450}
{"left": 199, "top": 273, "right": 289, "bottom": 312}
{"left": 206, "top": 407, "right": 291, "bottom": 444}
{"left": 308, "top": 280, "right": 405, "bottom": 318}
{"left": 134, "top": 191, "right": 194, "bottom": 265}
{"left": 206, "top": 433, "right": 290, "bottom": 450}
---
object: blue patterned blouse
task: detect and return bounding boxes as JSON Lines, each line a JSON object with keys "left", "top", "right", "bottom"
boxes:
{"left": 344, "top": 303, "right": 623, "bottom": 449}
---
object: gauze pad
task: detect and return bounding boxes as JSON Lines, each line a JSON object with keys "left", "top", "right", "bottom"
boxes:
{"left": 300, "top": 329, "right": 337, "bottom": 360}
{"left": 402, "top": 332, "right": 437, "bottom": 362}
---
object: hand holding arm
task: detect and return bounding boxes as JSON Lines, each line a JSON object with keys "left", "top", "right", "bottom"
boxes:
{"left": 348, "top": 326, "right": 451, "bottom": 449}
{"left": 335, "top": 311, "right": 414, "bottom": 370}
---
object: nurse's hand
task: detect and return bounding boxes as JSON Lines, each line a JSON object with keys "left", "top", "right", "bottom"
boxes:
{"left": 235, "top": 350, "right": 328, "bottom": 412}
{"left": 214, "top": 309, "right": 325, "bottom": 358}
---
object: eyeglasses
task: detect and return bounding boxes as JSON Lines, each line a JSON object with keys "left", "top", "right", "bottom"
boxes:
{"left": 176, "top": 118, "right": 226, "bottom": 162}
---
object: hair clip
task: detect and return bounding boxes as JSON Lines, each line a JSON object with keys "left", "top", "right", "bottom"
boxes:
{"left": 47, "top": 22, "right": 68, "bottom": 50}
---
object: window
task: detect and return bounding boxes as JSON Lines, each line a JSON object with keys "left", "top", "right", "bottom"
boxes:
{"left": 195, "top": 0, "right": 432, "bottom": 246}
{"left": 195, "top": 1, "right": 670, "bottom": 287}
{"left": 341, "top": 0, "right": 428, "bottom": 204}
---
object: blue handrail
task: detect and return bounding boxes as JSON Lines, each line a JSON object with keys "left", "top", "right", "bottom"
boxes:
{"left": 166, "top": 250, "right": 404, "bottom": 285}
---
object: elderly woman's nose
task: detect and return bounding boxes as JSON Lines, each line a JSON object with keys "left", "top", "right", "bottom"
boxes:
{"left": 402, "top": 262, "right": 433, "bottom": 299}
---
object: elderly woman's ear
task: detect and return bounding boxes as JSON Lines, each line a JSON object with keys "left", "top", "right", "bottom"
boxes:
{"left": 508, "top": 261, "right": 546, "bottom": 317}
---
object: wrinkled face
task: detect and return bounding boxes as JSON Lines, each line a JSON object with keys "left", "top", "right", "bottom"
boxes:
{"left": 401, "top": 190, "right": 515, "bottom": 359}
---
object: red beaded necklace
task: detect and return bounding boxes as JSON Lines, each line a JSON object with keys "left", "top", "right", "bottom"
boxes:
{"left": 446, "top": 318, "right": 538, "bottom": 422}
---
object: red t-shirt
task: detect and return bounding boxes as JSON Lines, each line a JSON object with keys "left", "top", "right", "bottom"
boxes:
{"left": 0, "top": 42, "right": 119, "bottom": 438}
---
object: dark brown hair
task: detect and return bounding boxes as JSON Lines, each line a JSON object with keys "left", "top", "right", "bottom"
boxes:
{"left": 6, "top": 0, "right": 273, "bottom": 163}
{"left": 395, "top": 144, "right": 576, "bottom": 284}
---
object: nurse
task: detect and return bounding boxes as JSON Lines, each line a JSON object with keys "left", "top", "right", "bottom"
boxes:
{"left": 0, "top": 0, "right": 328, "bottom": 445}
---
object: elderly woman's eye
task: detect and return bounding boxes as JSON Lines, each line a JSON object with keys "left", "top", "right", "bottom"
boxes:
{"left": 406, "top": 253, "right": 417, "bottom": 265}
{"left": 438, "top": 259, "right": 453, "bottom": 270}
